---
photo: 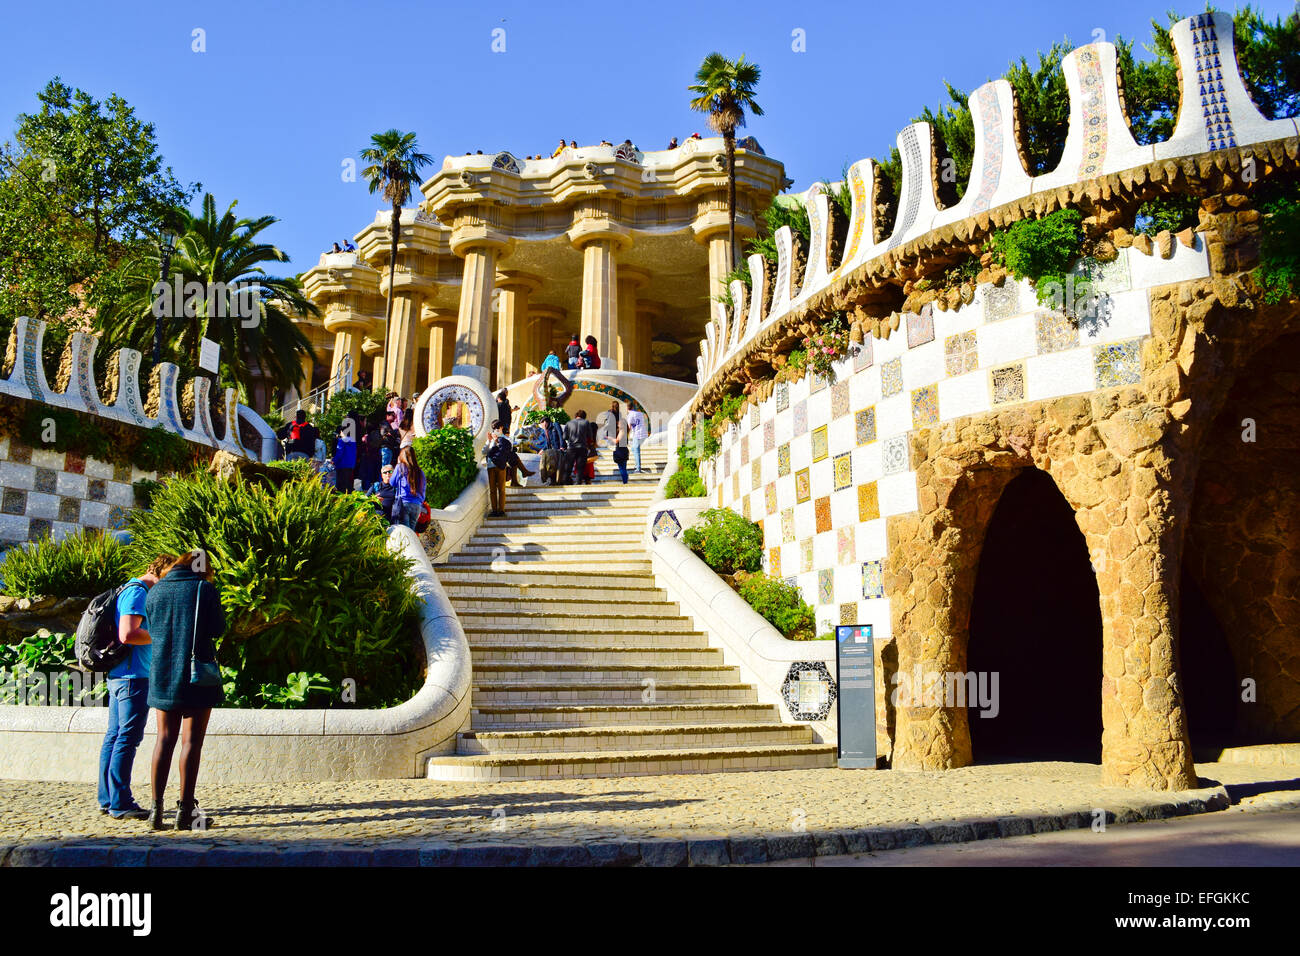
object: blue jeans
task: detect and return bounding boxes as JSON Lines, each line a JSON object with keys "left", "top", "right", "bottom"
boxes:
{"left": 631, "top": 439, "right": 644, "bottom": 472}
{"left": 397, "top": 500, "right": 421, "bottom": 530}
{"left": 98, "top": 677, "right": 149, "bottom": 814}
{"left": 381, "top": 446, "right": 396, "bottom": 467}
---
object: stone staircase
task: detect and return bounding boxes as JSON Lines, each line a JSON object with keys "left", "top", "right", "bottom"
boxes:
{"left": 428, "top": 441, "right": 836, "bottom": 780}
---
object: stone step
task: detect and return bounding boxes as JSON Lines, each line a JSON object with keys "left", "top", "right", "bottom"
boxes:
{"left": 457, "top": 543, "right": 650, "bottom": 559}
{"left": 470, "top": 642, "right": 721, "bottom": 663}
{"left": 457, "top": 722, "right": 816, "bottom": 755}
{"left": 452, "top": 598, "right": 678, "bottom": 617}
{"left": 426, "top": 743, "right": 838, "bottom": 780}
{"left": 446, "top": 555, "right": 652, "bottom": 570}
{"left": 470, "top": 529, "right": 647, "bottom": 543}
{"left": 441, "top": 584, "right": 668, "bottom": 603}
{"left": 469, "top": 701, "right": 780, "bottom": 729}
{"left": 471, "top": 683, "right": 758, "bottom": 705}
{"left": 473, "top": 515, "right": 648, "bottom": 528}
{"left": 460, "top": 617, "right": 699, "bottom": 635}
{"left": 437, "top": 570, "right": 655, "bottom": 589}
{"left": 473, "top": 663, "right": 741, "bottom": 684}
{"left": 463, "top": 629, "right": 709, "bottom": 648}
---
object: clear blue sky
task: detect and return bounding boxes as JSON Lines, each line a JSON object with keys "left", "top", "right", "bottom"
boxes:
{"left": 2, "top": 0, "right": 1294, "bottom": 274}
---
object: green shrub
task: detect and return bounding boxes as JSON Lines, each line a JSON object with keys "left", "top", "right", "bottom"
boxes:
{"left": 0, "top": 529, "right": 129, "bottom": 599}
{"left": 19, "top": 405, "right": 112, "bottom": 461}
{"left": 0, "top": 630, "right": 106, "bottom": 704}
{"left": 987, "top": 209, "right": 1083, "bottom": 313}
{"left": 682, "top": 508, "right": 763, "bottom": 574}
{"left": 664, "top": 466, "right": 706, "bottom": 499}
{"left": 1257, "top": 195, "right": 1300, "bottom": 304}
{"left": 124, "top": 471, "right": 422, "bottom": 707}
{"left": 133, "top": 477, "right": 165, "bottom": 509}
{"left": 1133, "top": 195, "right": 1199, "bottom": 237}
{"left": 738, "top": 575, "right": 816, "bottom": 640}
{"left": 317, "top": 388, "right": 389, "bottom": 451}
{"left": 133, "top": 425, "right": 194, "bottom": 473}
{"left": 412, "top": 426, "right": 478, "bottom": 509}
{"left": 261, "top": 401, "right": 287, "bottom": 434}
{"left": 521, "top": 407, "right": 570, "bottom": 427}
{"left": 266, "top": 458, "right": 320, "bottom": 480}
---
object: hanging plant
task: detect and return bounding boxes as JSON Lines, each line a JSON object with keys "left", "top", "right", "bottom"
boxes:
{"left": 799, "top": 315, "right": 854, "bottom": 383}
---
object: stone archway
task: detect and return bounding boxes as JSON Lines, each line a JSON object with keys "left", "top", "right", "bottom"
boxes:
{"left": 966, "top": 468, "right": 1103, "bottom": 762}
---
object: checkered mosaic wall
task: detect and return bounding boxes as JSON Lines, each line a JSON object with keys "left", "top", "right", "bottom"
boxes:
{"left": 708, "top": 241, "right": 1211, "bottom": 640}
{"left": 0, "top": 437, "right": 155, "bottom": 546}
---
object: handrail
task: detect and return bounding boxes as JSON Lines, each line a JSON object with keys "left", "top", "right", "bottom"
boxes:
{"left": 282, "top": 351, "right": 352, "bottom": 420}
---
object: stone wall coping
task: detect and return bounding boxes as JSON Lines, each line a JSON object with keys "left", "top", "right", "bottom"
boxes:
{"left": 425, "top": 470, "right": 488, "bottom": 564}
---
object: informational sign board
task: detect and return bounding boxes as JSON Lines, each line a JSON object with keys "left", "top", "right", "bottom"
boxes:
{"left": 198, "top": 337, "right": 220, "bottom": 374}
{"left": 836, "top": 624, "right": 878, "bottom": 769}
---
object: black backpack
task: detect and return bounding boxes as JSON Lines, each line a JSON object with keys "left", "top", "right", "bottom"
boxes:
{"left": 74, "top": 585, "right": 132, "bottom": 672}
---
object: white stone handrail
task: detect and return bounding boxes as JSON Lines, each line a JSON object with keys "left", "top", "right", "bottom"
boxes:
{"left": 694, "top": 11, "right": 1300, "bottom": 387}
{"left": 0, "top": 316, "right": 273, "bottom": 462}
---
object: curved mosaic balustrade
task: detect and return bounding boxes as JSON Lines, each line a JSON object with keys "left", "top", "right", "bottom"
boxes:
{"left": 439, "top": 135, "right": 758, "bottom": 180}
{"left": 694, "top": 11, "right": 1300, "bottom": 386}
{"left": 0, "top": 317, "right": 275, "bottom": 462}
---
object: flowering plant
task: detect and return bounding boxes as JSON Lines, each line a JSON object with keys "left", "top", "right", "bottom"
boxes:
{"left": 799, "top": 316, "right": 853, "bottom": 383}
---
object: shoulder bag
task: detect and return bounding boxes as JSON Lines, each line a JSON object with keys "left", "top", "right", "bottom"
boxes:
{"left": 189, "top": 584, "right": 222, "bottom": 688}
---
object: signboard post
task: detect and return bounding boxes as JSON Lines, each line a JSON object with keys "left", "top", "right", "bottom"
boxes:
{"left": 835, "top": 624, "right": 878, "bottom": 769}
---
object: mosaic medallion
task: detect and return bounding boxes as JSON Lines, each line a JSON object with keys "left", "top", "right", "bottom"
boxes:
{"left": 795, "top": 467, "right": 811, "bottom": 504}
{"left": 793, "top": 401, "right": 808, "bottom": 437}
{"left": 1094, "top": 339, "right": 1143, "bottom": 387}
{"left": 818, "top": 568, "right": 834, "bottom": 604}
{"left": 911, "top": 385, "right": 939, "bottom": 428}
{"left": 862, "top": 559, "right": 884, "bottom": 600}
{"left": 751, "top": 460, "right": 762, "bottom": 491}
{"left": 424, "top": 518, "right": 446, "bottom": 557}
{"left": 991, "top": 364, "right": 1025, "bottom": 405}
{"left": 882, "top": 435, "right": 910, "bottom": 476}
{"left": 858, "top": 481, "right": 880, "bottom": 522}
{"left": 831, "top": 380, "right": 850, "bottom": 419}
{"left": 854, "top": 334, "right": 874, "bottom": 371}
{"left": 837, "top": 526, "right": 855, "bottom": 565}
{"left": 651, "top": 509, "right": 682, "bottom": 540}
{"left": 766, "top": 483, "right": 778, "bottom": 515}
{"left": 815, "top": 495, "right": 832, "bottom": 534}
{"left": 781, "top": 507, "right": 796, "bottom": 543}
{"left": 776, "top": 380, "right": 790, "bottom": 412}
{"left": 855, "top": 407, "right": 877, "bottom": 445}
{"left": 811, "top": 425, "right": 829, "bottom": 462}
{"left": 777, "top": 442, "right": 791, "bottom": 477}
{"left": 801, "top": 538, "right": 814, "bottom": 573}
{"left": 881, "top": 358, "right": 904, "bottom": 398}
{"left": 907, "top": 304, "right": 935, "bottom": 348}
{"left": 839, "top": 602, "right": 859, "bottom": 626}
{"left": 769, "top": 546, "right": 781, "bottom": 577}
{"left": 763, "top": 419, "right": 775, "bottom": 452}
{"left": 945, "top": 331, "right": 979, "bottom": 376}
{"left": 984, "top": 280, "right": 1020, "bottom": 321}
{"left": 1035, "top": 309, "right": 1080, "bottom": 354}
{"left": 833, "top": 452, "right": 853, "bottom": 491}
{"left": 781, "top": 661, "right": 837, "bottom": 722}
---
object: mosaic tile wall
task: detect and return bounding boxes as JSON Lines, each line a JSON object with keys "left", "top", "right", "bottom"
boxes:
{"left": 0, "top": 437, "right": 155, "bottom": 546}
{"left": 709, "top": 243, "right": 1212, "bottom": 640}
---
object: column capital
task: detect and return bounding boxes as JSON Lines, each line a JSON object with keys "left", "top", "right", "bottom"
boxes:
{"left": 528, "top": 303, "right": 569, "bottom": 324}
{"left": 617, "top": 266, "right": 651, "bottom": 290}
{"left": 636, "top": 299, "right": 669, "bottom": 320}
{"left": 322, "top": 310, "right": 380, "bottom": 336}
{"left": 692, "top": 216, "right": 757, "bottom": 244}
{"left": 448, "top": 227, "right": 513, "bottom": 259}
{"left": 568, "top": 218, "right": 632, "bottom": 252}
{"left": 494, "top": 270, "right": 544, "bottom": 294}
{"left": 420, "top": 305, "right": 459, "bottom": 329}
{"left": 379, "top": 270, "right": 438, "bottom": 297}
{"left": 360, "top": 336, "right": 385, "bottom": 358}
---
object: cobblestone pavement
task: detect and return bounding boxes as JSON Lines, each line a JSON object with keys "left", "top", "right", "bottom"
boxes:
{"left": 1, "top": 760, "right": 1295, "bottom": 854}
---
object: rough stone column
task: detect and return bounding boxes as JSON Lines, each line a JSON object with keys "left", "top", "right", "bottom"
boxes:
{"left": 421, "top": 306, "right": 458, "bottom": 388}
{"left": 569, "top": 220, "right": 629, "bottom": 369}
{"left": 636, "top": 301, "right": 667, "bottom": 377}
{"left": 495, "top": 271, "right": 542, "bottom": 388}
{"left": 450, "top": 232, "right": 510, "bottom": 385}
{"left": 616, "top": 267, "right": 649, "bottom": 374}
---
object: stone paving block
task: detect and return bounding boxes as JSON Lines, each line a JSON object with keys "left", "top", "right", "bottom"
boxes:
{"left": 639, "top": 839, "right": 688, "bottom": 867}
{"left": 587, "top": 842, "right": 640, "bottom": 867}
{"left": 765, "top": 833, "right": 815, "bottom": 861}
{"left": 109, "top": 845, "right": 152, "bottom": 867}
{"left": 52, "top": 843, "right": 115, "bottom": 866}
{"left": 892, "top": 824, "right": 931, "bottom": 848}
{"left": 924, "top": 822, "right": 976, "bottom": 845}
{"left": 280, "top": 846, "right": 370, "bottom": 867}
{"left": 526, "top": 843, "right": 591, "bottom": 867}
{"left": 997, "top": 816, "right": 1035, "bottom": 837}
{"left": 205, "top": 845, "right": 285, "bottom": 867}
{"left": 455, "top": 843, "right": 531, "bottom": 867}
{"left": 687, "top": 838, "right": 730, "bottom": 867}
{"left": 1112, "top": 806, "right": 1145, "bottom": 825}
{"left": 148, "top": 844, "right": 210, "bottom": 867}
{"left": 970, "top": 819, "right": 1001, "bottom": 840}
{"left": 1031, "top": 813, "right": 1067, "bottom": 833}
{"left": 1138, "top": 802, "right": 1174, "bottom": 821}
{"left": 813, "top": 832, "right": 847, "bottom": 857}
{"left": 6, "top": 843, "right": 56, "bottom": 866}
{"left": 417, "top": 842, "right": 459, "bottom": 866}
{"left": 727, "top": 836, "right": 768, "bottom": 865}
{"left": 370, "top": 845, "right": 420, "bottom": 867}
{"left": 839, "top": 828, "right": 875, "bottom": 855}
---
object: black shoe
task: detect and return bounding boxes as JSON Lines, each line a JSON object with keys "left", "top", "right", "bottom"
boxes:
{"left": 109, "top": 804, "right": 150, "bottom": 821}
{"left": 175, "top": 799, "right": 214, "bottom": 832}
{"left": 150, "top": 799, "right": 169, "bottom": 831}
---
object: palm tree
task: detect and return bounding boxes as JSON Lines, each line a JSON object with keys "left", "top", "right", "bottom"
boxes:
{"left": 688, "top": 53, "right": 764, "bottom": 270}
{"left": 98, "top": 193, "right": 318, "bottom": 402}
{"left": 359, "top": 130, "right": 433, "bottom": 387}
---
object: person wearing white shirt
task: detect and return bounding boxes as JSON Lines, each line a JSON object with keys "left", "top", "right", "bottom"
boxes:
{"left": 627, "top": 408, "right": 648, "bottom": 473}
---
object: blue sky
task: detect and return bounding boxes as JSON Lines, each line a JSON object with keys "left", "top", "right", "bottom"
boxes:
{"left": 1, "top": 0, "right": 1294, "bottom": 273}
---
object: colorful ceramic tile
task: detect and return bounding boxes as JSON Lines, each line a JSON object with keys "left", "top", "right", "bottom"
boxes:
{"left": 1079, "top": 253, "right": 1131, "bottom": 295}
{"left": 862, "top": 559, "right": 884, "bottom": 599}
{"left": 881, "top": 358, "right": 904, "bottom": 397}
{"left": 855, "top": 407, "right": 877, "bottom": 445}
{"left": 795, "top": 467, "right": 811, "bottom": 503}
{"left": 837, "top": 525, "right": 855, "bottom": 564}
{"left": 769, "top": 546, "right": 782, "bottom": 578}
{"left": 776, "top": 380, "right": 790, "bottom": 412}
{"left": 777, "top": 442, "right": 791, "bottom": 477}
{"left": 749, "top": 404, "right": 761, "bottom": 430}
{"left": 58, "top": 497, "right": 80, "bottom": 523}
{"left": 833, "top": 452, "right": 853, "bottom": 491}
{"left": 781, "top": 507, "right": 796, "bottom": 543}
{"left": 751, "top": 460, "right": 762, "bottom": 491}
{"left": 732, "top": 471, "right": 741, "bottom": 499}
{"left": 853, "top": 334, "right": 874, "bottom": 371}
{"left": 763, "top": 419, "right": 775, "bottom": 453}
{"left": 911, "top": 384, "right": 939, "bottom": 428}
{"left": 907, "top": 303, "right": 935, "bottom": 348}
{"left": 801, "top": 538, "right": 814, "bottom": 573}
{"left": 766, "top": 483, "right": 778, "bottom": 515}
{"left": 991, "top": 363, "right": 1025, "bottom": 404}
{"left": 742, "top": 494, "right": 751, "bottom": 520}
{"left": 882, "top": 435, "right": 910, "bottom": 476}
{"left": 831, "top": 380, "right": 850, "bottom": 419}
{"left": 945, "top": 331, "right": 979, "bottom": 376}
{"left": 811, "top": 425, "right": 829, "bottom": 462}
{"left": 814, "top": 495, "right": 832, "bottom": 534}
{"left": 740, "top": 435, "right": 749, "bottom": 466}
{"left": 810, "top": 372, "right": 827, "bottom": 394}
{"left": 793, "top": 401, "right": 808, "bottom": 437}
{"left": 818, "top": 568, "right": 834, "bottom": 605}
{"left": 984, "top": 280, "right": 1020, "bottom": 321}
{"left": 652, "top": 509, "right": 682, "bottom": 540}
{"left": 839, "top": 602, "right": 859, "bottom": 626}
{"left": 1035, "top": 309, "right": 1079, "bottom": 354}
{"left": 857, "top": 481, "right": 880, "bottom": 521}
{"left": 1094, "top": 339, "right": 1143, "bottom": 388}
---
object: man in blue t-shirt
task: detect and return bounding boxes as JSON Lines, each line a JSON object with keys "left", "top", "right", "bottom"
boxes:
{"left": 97, "top": 555, "right": 171, "bottom": 820}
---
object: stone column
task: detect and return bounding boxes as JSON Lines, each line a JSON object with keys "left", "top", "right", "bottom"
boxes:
{"left": 528, "top": 305, "right": 567, "bottom": 371}
{"left": 616, "top": 267, "right": 650, "bottom": 374}
{"left": 636, "top": 301, "right": 667, "bottom": 377}
{"left": 495, "top": 271, "right": 543, "bottom": 388}
{"left": 327, "top": 323, "right": 364, "bottom": 387}
{"left": 421, "top": 306, "right": 458, "bottom": 388}
{"left": 569, "top": 220, "right": 630, "bottom": 369}
{"left": 361, "top": 336, "right": 385, "bottom": 389}
{"left": 449, "top": 230, "right": 511, "bottom": 386}
{"left": 383, "top": 290, "right": 424, "bottom": 397}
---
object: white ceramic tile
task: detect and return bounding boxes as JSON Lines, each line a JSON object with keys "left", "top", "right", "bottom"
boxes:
{"left": 1024, "top": 347, "right": 1097, "bottom": 402}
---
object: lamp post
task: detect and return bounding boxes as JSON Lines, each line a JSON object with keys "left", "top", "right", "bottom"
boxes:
{"left": 152, "top": 230, "right": 176, "bottom": 368}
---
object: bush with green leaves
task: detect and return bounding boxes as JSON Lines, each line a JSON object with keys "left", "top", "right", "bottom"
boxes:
{"left": 1133, "top": 195, "right": 1199, "bottom": 237}
{"left": 125, "top": 471, "right": 422, "bottom": 707}
{"left": 265, "top": 457, "right": 321, "bottom": 480}
{"left": 737, "top": 575, "right": 816, "bottom": 640}
{"left": 987, "top": 209, "right": 1083, "bottom": 313}
{"left": 682, "top": 508, "right": 763, "bottom": 575}
{"left": 0, "top": 529, "right": 129, "bottom": 599}
{"left": 1256, "top": 194, "right": 1300, "bottom": 304}
{"left": 316, "top": 388, "right": 389, "bottom": 451}
{"left": 521, "top": 407, "right": 570, "bottom": 427}
{"left": 412, "top": 426, "right": 478, "bottom": 509}
{"left": 0, "top": 630, "right": 107, "bottom": 704}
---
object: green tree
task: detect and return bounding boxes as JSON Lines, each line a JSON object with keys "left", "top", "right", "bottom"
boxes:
{"left": 689, "top": 53, "right": 764, "bottom": 270}
{"left": 97, "top": 193, "right": 318, "bottom": 402}
{"left": 360, "top": 130, "right": 433, "bottom": 389}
